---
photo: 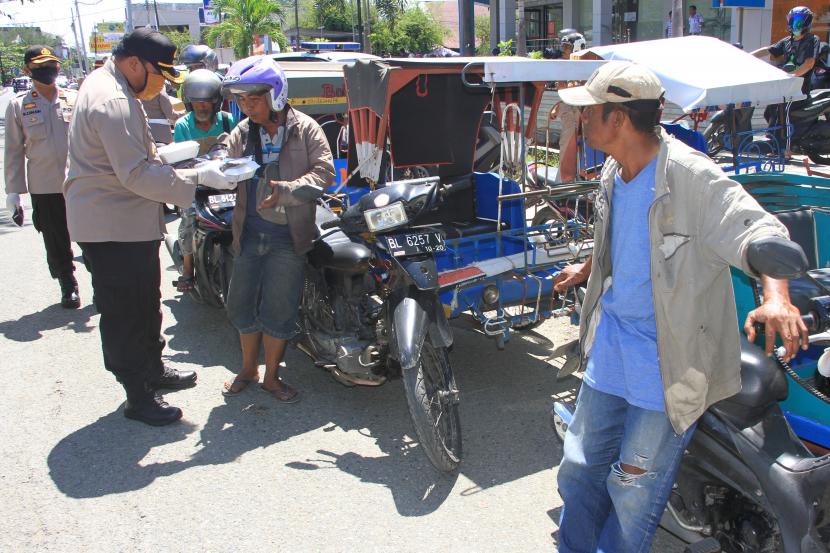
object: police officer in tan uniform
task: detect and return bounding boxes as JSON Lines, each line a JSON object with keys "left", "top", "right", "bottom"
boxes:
{"left": 64, "top": 28, "right": 235, "bottom": 426}
{"left": 4, "top": 45, "right": 80, "bottom": 308}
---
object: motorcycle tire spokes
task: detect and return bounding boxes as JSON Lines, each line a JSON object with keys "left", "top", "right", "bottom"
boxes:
{"left": 402, "top": 339, "right": 461, "bottom": 472}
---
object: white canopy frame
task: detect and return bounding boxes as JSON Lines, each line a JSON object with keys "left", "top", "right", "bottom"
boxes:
{"left": 479, "top": 36, "right": 806, "bottom": 113}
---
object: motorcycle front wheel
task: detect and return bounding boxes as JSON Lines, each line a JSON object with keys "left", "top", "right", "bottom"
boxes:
{"left": 402, "top": 339, "right": 462, "bottom": 472}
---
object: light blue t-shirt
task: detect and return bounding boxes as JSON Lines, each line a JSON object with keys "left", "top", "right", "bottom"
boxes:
{"left": 584, "top": 156, "right": 665, "bottom": 412}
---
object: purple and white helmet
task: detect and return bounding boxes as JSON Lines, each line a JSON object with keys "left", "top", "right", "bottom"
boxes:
{"left": 222, "top": 55, "right": 288, "bottom": 112}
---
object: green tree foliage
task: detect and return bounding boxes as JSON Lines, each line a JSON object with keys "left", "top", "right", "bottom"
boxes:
{"left": 475, "top": 15, "right": 489, "bottom": 55}
{"left": 311, "top": 0, "right": 353, "bottom": 33}
{"left": 0, "top": 28, "right": 65, "bottom": 79}
{"left": 204, "top": 0, "right": 288, "bottom": 59}
{"left": 374, "top": 0, "right": 406, "bottom": 27}
{"left": 164, "top": 30, "right": 194, "bottom": 59}
{"left": 369, "top": 7, "right": 445, "bottom": 56}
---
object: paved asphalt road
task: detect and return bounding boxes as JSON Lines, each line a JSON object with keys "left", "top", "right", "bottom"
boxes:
{"left": 0, "top": 117, "right": 685, "bottom": 552}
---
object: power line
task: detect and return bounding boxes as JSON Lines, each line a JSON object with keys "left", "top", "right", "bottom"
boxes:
{"left": 1, "top": 5, "right": 123, "bottom": 27}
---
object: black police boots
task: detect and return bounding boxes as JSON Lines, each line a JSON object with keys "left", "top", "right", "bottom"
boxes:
{"left": 124, "top": 393, "right": 183, "bottom": 426}
{"left": 151, "top": 366, "right": 198, "bottom": 390}
{"left": 59, "top": 274, "right": 80, "bottom": 309}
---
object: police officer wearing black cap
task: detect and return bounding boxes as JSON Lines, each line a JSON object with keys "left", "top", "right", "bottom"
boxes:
{"left": 64, "top": 28, "right": 235, "bottom": 426}
{"left": 4, "top": 45, "right": 80, "bottom": 308}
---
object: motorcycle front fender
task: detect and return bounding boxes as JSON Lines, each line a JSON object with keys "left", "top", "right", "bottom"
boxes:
{"left": 390, "top": 291, "right": 453, "bottom": 371}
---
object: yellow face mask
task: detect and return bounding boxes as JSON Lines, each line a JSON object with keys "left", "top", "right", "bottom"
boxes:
{"left": 135, "top": 64, "right": 166, "bottom": 101}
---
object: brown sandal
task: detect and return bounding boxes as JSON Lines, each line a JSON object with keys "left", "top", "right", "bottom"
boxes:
{"left": 222, "top": 375, "right": 259, "bottom": 396}
{"left": 259, "top": 383, "right": 300, "bottom": 404}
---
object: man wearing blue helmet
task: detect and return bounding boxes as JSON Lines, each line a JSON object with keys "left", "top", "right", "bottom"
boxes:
{"left": 752, "top": 6, "right": 820, "bottom": 95}
{"left": 212, "top": 55, "right": 334, "bottom": 402}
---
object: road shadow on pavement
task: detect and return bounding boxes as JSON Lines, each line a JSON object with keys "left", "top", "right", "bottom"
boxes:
{"left": 281, "top": 324, "right": 573, "bottom": 516}
{"left": 47, "top": 298, "right": 575, "bottom": 515}
{"left": 0, "top": 303, "right": 95, "bottom": 342}
{"left": 161, "top": 297, "right": 239, "bottom": 370}
{"left": 47, "top": 412, "right": 198, "bottom": 498}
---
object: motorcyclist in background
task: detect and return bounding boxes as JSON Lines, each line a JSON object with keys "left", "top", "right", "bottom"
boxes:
{"left": 173, "top": 69, "right": 238, "bottom": 293}
{"left": 751, "top": 6, "right": 820, "bottom": 155}
{"left": 180, "top": 44, "right": 219, "bottom": 73}
{"left": 751, "top": 6, "right": 820, "bottom": 96}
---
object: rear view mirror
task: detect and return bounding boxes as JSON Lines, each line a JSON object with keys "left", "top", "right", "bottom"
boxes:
{"left": 747, "top": 236, "right": 809, "bottom": 279}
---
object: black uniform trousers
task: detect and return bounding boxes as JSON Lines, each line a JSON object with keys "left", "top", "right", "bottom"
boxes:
{"left": 30, "top": 193, "right": 75, "bottom": 279}
{"left": 79, "top": 241, "right": 165, "bottom": 400}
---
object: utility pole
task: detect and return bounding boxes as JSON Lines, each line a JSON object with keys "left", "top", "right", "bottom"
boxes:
{"left": 145, "top": 0, "right": 152, "bottom": 29}
{"left": 350, "top": 0, "right": 357, "bottom": 43}
{"left": 152, "top": 0, "right": 161, "bottom": 30}
{"left": 125, "top": 0, "right": 134, "bottom": 32}
{"left": 294, "top": 0, "right": 300, "bottom": 50}
{"left": 70, "top": 10, "right": 86, "bottom": 74}
{"left": 672, "top": 0, "right": 684, "bottom": 40}
{"left": 459, "top": 0, "right": 474, "bottom": 56}
{"left": 363, "top": 0, "right": 371, "bottom": 54}
{"left": 516, "top": 0, "right": 527, "bottom": 55}
{"left": 73, "top": 2, "right": 89, "bottom": 73}
{"left": 355, "top": 0, "right": 364, "bottom": 52}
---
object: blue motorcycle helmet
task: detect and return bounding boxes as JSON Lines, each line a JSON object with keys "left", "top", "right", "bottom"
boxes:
{"left": 787, "top": 6, "right": 813, "bottom": 37}
{"left": 222, "top": 55, "right": 288, "bottom": 113}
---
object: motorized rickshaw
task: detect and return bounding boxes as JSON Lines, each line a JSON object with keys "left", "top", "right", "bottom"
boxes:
{"left": 334, "top": 57, "right": 604, "bottom": 347}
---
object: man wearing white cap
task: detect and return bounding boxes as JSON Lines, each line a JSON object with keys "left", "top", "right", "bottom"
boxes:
{"left": 551, "top": 61, "right": 806, "bottom": 551}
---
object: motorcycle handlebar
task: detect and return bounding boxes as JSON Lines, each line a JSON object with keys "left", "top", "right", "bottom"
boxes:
{"left": 320, "top": 218, "right": 341, "bottom": 230}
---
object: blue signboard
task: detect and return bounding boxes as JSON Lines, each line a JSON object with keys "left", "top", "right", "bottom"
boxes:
{"left": 712, "top": 0, "right": 765, "bottom": 8}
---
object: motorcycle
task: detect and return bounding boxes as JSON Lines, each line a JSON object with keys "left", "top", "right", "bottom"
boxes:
{"left": 551, "top": 241, "right": 830, "bottom": 553}
{"left": 163, "top": 156, "right": 236, "bottom": 307}
{"left": 301, "top": 176, "right": 461, "bottom": 472}
{"left": 810, "top": 43, "right": 829, "bottom": 92}
{"left": 705, "top": 90, "right": 830, "bottom": 165}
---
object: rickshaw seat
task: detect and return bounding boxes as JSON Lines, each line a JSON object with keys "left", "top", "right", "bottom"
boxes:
{"left": 775, "top": 208, "right": 818, "bottom": 270}
{"left": 407, "top": 171, "right": 526, "bottom": 242}
{"left": 413, "top": 174, "right": 476, "bottom": 226}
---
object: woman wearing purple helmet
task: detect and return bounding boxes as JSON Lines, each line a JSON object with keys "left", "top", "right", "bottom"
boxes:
{"left": 215, "top": 55, "right": 334, "bottom": 401}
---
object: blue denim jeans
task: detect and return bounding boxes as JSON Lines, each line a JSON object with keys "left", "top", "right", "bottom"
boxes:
{"left": 225, "top": 230, "right": 305, "bottom": 339}
{"left": 557, "top": 383, "right": 696, "bottom": 553}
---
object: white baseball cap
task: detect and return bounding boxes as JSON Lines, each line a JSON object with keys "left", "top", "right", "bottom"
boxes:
{"left": 558, "top": 60, "right": 665, "bottom": 106}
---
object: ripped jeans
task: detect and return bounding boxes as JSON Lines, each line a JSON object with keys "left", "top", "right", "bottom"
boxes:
{"left": 557, "top": 383, "right": 696, "bottom": 553}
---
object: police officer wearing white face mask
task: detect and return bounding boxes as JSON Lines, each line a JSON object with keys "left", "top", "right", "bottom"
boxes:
{"left": 64, "top": 28, "right": 235, "bottom": 426}
{"left": 4, "top": 45, "right": 80, "bottom": 308}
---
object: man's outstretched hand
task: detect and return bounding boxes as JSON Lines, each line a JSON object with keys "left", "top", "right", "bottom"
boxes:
{"left": 744, "top": 276, "right": 809, "bottom": 361}
{"left": 553, "top": 257, "right": 592, "bottom": 293}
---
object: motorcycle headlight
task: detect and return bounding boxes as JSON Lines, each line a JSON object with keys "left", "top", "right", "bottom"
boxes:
{"left": 364, "top": 202, "right": 408, "bottom": 232}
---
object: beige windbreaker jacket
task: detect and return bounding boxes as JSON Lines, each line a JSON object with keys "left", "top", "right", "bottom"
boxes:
{"left": 216, "top": 107, "right": 334, "bottom": 256}
{"left": 578, "top": 129, "right": 788, "bottom": 434}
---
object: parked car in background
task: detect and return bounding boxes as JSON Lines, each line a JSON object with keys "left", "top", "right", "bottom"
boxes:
{"left": 12, "top": 76, "right": 31, "bottom": 93}
{"left": 272, "top": 51, "right": 381, "bottom": 64}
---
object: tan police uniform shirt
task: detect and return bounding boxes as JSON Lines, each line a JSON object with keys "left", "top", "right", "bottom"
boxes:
{"left": 63, "top": 59, "right": 199, "bottom": 243}
{"left": 4, "top": 87, "right": 76, "bottom": 195}
{"left": 141, "top": 88, "right": 176, "bottom": 144}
